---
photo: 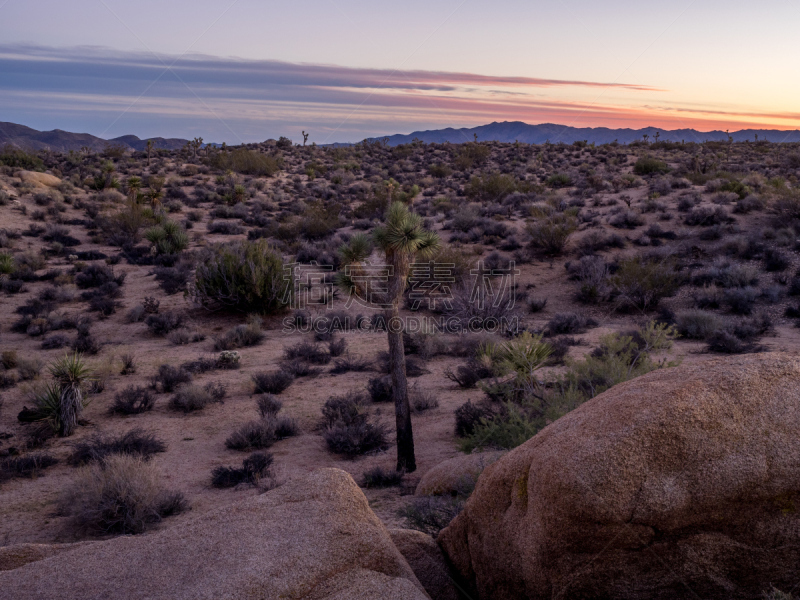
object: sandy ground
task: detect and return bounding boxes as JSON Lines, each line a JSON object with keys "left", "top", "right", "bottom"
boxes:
{"left": 2, "top": 162, "right": 799, "bottom": 546}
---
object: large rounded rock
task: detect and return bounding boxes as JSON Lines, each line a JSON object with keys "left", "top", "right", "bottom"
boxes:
{"left": 438, "top": 353, "right": 800, "bottom": 599}
{"left": 415, "top": 451, "right": 505, "bottom": 497}
{"left": 0, "top": 469, "right": 430, "bottom": 600}
{"left": 16, "top": 170, "right": 62, "bottom": 187}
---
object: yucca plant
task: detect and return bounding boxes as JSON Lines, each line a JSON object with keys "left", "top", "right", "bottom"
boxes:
{"left": 145, "top": 220, "right": 189, "bottom": 255}
{"left": 337, "top": 202, "right": 439, "bottom": 472}
{"left": 50, "top": 353, "right": 91, "bottom": 437}
{"left": 0, "top": 251, "right": 13, "bottom": 275}
{"left": 32, "top": 382, "right": 65, "bottom": 434}
{"left": 498, "top": 332, "right": 552, "bottom": 398}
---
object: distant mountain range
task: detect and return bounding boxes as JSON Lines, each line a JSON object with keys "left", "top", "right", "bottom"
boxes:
{"left": 2, "top": 120, "right": 799, "bottom": 152}
{"left": 368, "top": 121, "right": 800, "bottom": 146}
{"left": 0, "top": 122, "right": 189, "bottom": 152}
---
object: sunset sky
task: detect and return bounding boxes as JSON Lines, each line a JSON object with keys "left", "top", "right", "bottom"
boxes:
{"left": 1, "top": 0, "right": 798, "bottom": 143}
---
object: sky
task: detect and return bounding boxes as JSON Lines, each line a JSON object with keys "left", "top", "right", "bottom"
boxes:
{"left": 0, "top": 0, "right": 798, "bottom": 144}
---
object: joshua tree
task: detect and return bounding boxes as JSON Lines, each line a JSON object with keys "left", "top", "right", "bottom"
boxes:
{"left": 50, "top": 353, "right": 90, "bottom": 437}
{"left": 337, "top": 202, "right": 439, "bottom": 472}
{"left": 302, "top": 131, "right": 309, "bottom": 146}
{"left": 126, "top": 175, "right": 142, "bottom": 204}
{"left": 654, "top": 131, "right": 660, "bottom": 143}
{"left": 146, "top": 139, "right": 154, "bottom": 166}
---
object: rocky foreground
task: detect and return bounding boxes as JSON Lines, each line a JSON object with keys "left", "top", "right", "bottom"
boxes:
{"left": 3, "top": 353, "right": 800, "bottom": 599}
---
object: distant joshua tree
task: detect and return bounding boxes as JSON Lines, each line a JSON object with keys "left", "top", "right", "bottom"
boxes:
{"left": 302, "top": 131, "right": 309, "bottom": 146}
{"left": 146, "top": 139, "right": 154, "bottom": 166}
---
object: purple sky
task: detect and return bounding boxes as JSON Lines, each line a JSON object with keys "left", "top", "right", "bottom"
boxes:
{"left": 0, "top": 0, "right": 798, "bottom": 143}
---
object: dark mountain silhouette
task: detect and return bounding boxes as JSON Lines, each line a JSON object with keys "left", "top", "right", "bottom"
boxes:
{"left": 367, "top": 121, "right": 800, "bottom": 146}
{"left": 0, "top": 122, "right": 189, "bottom": 152}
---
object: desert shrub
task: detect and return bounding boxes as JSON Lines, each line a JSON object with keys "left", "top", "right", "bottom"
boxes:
{"left": 545, "top": 312, "right": 598, "bottom": 335}
{"left": 153, "top": 261, "right": 193, "bottom": 295}
{"left": 213, "top": 319, "right": 264, "bottom": 350}
{"left": 145, "top": 311, "right": 186, "bottom": 335}
{"left": 367, "top": 376, "right": 393, "bottom": 403}
{"left": 323, "top": 420, "right": 389, "bottom": 456}
{"left": 458, "top": 403, "right": 542, "bottom": 452}
{"left": 59, "top": 454, "right": 186, "bottom": 534}
{"left": 211, "top": 452, "right": 274, "bottom": 488}
{"left": 410, "top": 387, "right": 439, "bottom": 412}
{"left": 17, "top": 358, "right": 43, "bottom": 381}
{"left": 527, "top": 298, "right": 548, "bottom": 313}
{"left": 577, "top": 231, "right": 626, "bottom": 256}
{"left": 120, "top": 353, "right": 137, "bottom": 375}
{"left": 168, "top": 383, "right": 223, "bottom": 412}
{"left": 633, "top": 156, "right": 669, "bottom": 176}
{"left": 74, "top": 264, "right": 125, "bottom": 289}
{"left": 42, "top": 334, "right": 71, "bottom": 350}
{"left": 400, "top": 496, "right": 464, "bottom": 536}
{"left": 609, "top": 210, "right": 645, "bottom": 229}
{"left": 611, "top": 256, "right": 681, "bottom": 311}
{"left": 1, "top": 350, "right": 18, "bottom": 369}
{"left": 252, "top": 370, "right": 294, "bottom": 394}
{"left": 256, "top": 394, "right": 283, "bottom": 417}
{"left": 207, "top": 221, "right": 245, "bottom": 235}
{"left": 454, "top": 400, "right": 493, "bottom": 437}
{"left": 330, "top": 354, "right": 373, "bottom": 374}
{"left": 68, "top": 429, "right": 166, "bottom": 465}
{"left": 526, "top": 212, "right": 577, "bottom": 255}
{"left": 674, "top": 310, "right": 724, "bottom": 340}
{"left": 216, "top": 350, "right": 241, "bottom": 369}
{"left": 283, "top": 341, "right": 331, "bottom": 364}
{"left": 0, "top": 453, "right": 58, "bottom": 482}
{"left": 706, "top": 330, "right": 751, "bottom": 354}
{"left": 684, "top": 205, "right": 732, "bottom": 226}
{"left": 43, "top": 224, "right": 80, "bottom": 247}
{"left": 225, "top": 419, "right": 276, "bottom": 450}
{"left": 361, "top": 466, "right": 404, "bottom": 488}
{"left": 111, "top": 386, "right": 155, "bottom": 414}
{"left": 167, "top": 329, "right": 205, "bottom": 345}
{"left": 733, "top": 195, "right": 764, "bottom": 214}
{"left": 546, "top": 173, "right": 573, "bottom": 188}
{"left": 190, "top": 239, "right": 288, "bottom": 314}
{"left": 724, "top": 287, "right": 758, "bottom": 315}
{"left": 273, "top": 415, "right": 299, "bottom": 438}
{"left": 0, "top": 145, "right": 44, "bottom": 170}
{"left": 445, "top": 363, "right": 484, "bottom": 389}
{"left": 763, "top": 248, "right": 790, "bottom": 272}
{"left": 211, "top": 149, "right": 281, "bottom": 177}
{"left": 328, "top": 337, "right": 348, "bottom": 357}
{"left": 152, "top": 364, "right": 192, "bottom": 393}
{"left": 280, "top": 359, "right": 321, "bottom": 378}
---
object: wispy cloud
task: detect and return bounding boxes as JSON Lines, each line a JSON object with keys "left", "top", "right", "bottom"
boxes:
{"left": 0, "top": 44, "right": 796, "bottom": 142}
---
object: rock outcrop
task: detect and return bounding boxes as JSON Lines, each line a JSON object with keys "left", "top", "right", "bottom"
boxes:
{"left": 439, "top": 353, "right": 800, "bottom": 599}
{"left": 16, "top": 170, "right": 62, "bottom": 187}
{"left": 389, "top": 528, "right": 460, "bottom": 600}
{"left": 415, "top": 451, "right": 505, "bottom": 497}
{"left": 0, "top": 468, "right": 430, "bottom": 600}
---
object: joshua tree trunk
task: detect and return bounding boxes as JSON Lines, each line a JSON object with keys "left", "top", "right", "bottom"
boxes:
{"left": 386, "top": 250, "right": 415, "bottom": 472}
{"left": 59, "top": 382, "right": 82, "bottom": 437}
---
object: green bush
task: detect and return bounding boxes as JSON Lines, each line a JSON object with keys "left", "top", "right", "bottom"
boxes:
{"left": 526, "top": 211, "right": 577, "bottom": 255}
{"left": 191, "top": 239, "right": 289, "bottom": 314}
{"left": 546, "top": 173, "right": 573, "bottom": 188}
{"left": 465, "top": 172, "right": 519, "bottom": 201}
{"left": 611, "top": 256, "right": 681, "bottom": 311}
{"left": 633, "top": 156, "right": 670, "bottom": 175}
{"left": 210, "top": 148, "right": 281, "bottom": 177}
{"left": 0, "top": 145, "right": 44, "bottom": 170}
{"left": 461, "top": 322, "right": 678, "bottom": 452}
